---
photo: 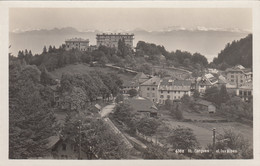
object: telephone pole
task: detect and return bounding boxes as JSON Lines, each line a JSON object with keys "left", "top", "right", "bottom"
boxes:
{"left": 78, "top": 120, "right": 82, "bottom": 160}
{"left": 212, "top": 128, "right": 216, "bottom": 159}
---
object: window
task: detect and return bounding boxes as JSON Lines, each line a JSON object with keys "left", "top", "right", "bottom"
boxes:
{"left": 147, "top": 87, "right": 150, "bottom": 91}
{"left": 161, "top": 91, "right": 163, "bottom": 93}
{"left": 231, "top": 79, "right": 234, "bottom": 82}
{"left": 62, "top": 144, "right": 67, "bottom": 151}
{"left": 231, "top": 75, "right": 234, "bottom": 78}
{"left": 152, "top": 88, "right": 155, "bottom": 91}
{"left": 167, "top": 95, "right": 170, "bottom": 99}
{"left": 239, "top": 90, "right": 242, "bottom": 95}
{"left": 174, "top": 96, "right": 176, "bottom": 99}
{"left": 241, "top": 80, "right": 243, "bottom": 83}
{"left": 178, "top": 91, "right": 180, "bottom": 94}
{"left": 248, "top": 91, "right": 252, "bottom": 96}
{"left": 168, "top": 91, "right": 170, "bottom": 93}
{"left": 160, "top": 95, "right": 164, "bottom": 98}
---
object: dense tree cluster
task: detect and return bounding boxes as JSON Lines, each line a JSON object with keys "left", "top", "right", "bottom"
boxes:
{"left": 59, "top": 71, "right": 122, "bottom": 111}
{"left": 128, "top": 89, "right": 138, "bottom": 97}
{"left": 167, "top": 126, "right": 199, "bottom": 153}
{"left": 219, "top": 96, "right": 253, "bottom": 121}
{"left": 136, "top": 41, "right": 168, "bottom": 57}
{"left": 203, "top": 129, "right": 253, "bottom": 159}
{"left": 204, "top": 85, "right": 230, "bottom": 106}
{"left": 61, "top": 113, "right": 128, "bottom": 159}
{"left": 136, "top": 117, "right": 160, "bottom": 136}
{"left": 165, "top": 50, "right": 208, "bottom": 70}
{"left": 209, "top": 34, "right": 252, "bottom": 70}
{"left": 204, "top": 85, "right": 252, "bottom": 121}
{"left": 164, "top": 99, "right": 184, "bottom": 120}
{"left": 9, "top": 58, "right": 57, "bottom": 159}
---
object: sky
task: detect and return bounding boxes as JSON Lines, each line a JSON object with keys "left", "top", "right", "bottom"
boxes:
{"left": 9, "top": 8, "right": 252, "bottom": 32}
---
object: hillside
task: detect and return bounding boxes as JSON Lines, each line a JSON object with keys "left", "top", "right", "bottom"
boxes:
{"left": 211, "top": 34, "right": 252, "bottom": 69}
{"left": 9, "top": 27, "right": 250, "bottom": 62}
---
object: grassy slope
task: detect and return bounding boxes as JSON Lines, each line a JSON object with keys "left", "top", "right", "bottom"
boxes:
{"left": 158, "top": 109, "right": 253, "bottom": 148}
{"left": 50, "top": 63, "right": 135, "bottom": 82}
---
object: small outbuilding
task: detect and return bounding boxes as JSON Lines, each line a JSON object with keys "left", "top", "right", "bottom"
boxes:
{"left": 195, "top": 99, "right": 216, "bottom": 113}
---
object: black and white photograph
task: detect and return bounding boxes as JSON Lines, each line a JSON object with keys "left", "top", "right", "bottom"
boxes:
{"left": 1, "top": 1, "right": 260, "bottom": 164}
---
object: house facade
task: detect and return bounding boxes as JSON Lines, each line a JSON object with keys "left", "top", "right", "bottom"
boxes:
{"left": 158, "top": 79, "right": 191, "bottom": 104}
{"left": 236, "top": 81, "right": 253, "bottom": 101}
{"left": 226, "top": 65, "right": 252, "bottom": 88}
{"left": 96, "top": 33, "right": 134, "bottom": 49}
{"left": 65, "top": 38, "right": 90, "bottom": 51}
{"left": 139, "top": 76, "right": 161, "bottom": 103}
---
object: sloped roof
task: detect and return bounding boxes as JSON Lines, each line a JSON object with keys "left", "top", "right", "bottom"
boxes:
{"left": 198, "top": 79, "right": 212, "bottom": 86}
{"left": 174, "top": 80, "right": 192, "bottom": 86}
{"left": 126, "top": 97, "right": 158, "bottom": 113}
{"left": 65, "top": 38, "right": 89, "bottom": 42}
{"left": 195, "top": 99, "right": 215, "bottom": 107}
{"left": 141, "top": 76, "right": 161, "bottom": 86}
{"left": 46, "top": 135, "right": 60, "bottom": 149}
{"left": 159, "top": 79, "right": 191, "bottom": 91}
{"left": 226, "top": 65, "right": 252, "bottom": 74}
{"left": 95, "top": 104, "right": 101, "bottom": 110}
{"left": 123, "top": 80, "right": 139, "bottom": 87}
{"left": 133, "top": 72, "right": 149, "bottom": 83}
{"left": 205, "top": 73, "right": 214, "bottom": 79}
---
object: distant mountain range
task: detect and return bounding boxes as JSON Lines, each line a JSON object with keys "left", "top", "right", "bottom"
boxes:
{"left": 9, "top": 27, "right": 250, "bottom": 62}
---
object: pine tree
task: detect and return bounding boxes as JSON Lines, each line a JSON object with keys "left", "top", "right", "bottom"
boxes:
{"left": 219, "top": 85, "right": 229, "bottom": 104}
{"left": 43, "top": 46, "right": 47, "bottom": 54}
{"left": 48, "top": 45, "right": 53, "bottom": 53}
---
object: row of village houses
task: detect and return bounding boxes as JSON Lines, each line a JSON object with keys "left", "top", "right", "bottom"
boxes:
{"left": 122, "top": 64, "right": 253, "bottom": 103}
{"left": 46, "top": 64, "right": 252, "bottom": 159}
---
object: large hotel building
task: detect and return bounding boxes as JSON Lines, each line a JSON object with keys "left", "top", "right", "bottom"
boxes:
{"left": 65, "top": 38, "right": 90, "bottom": 51}
{"left": 96, "top": 33, "right": 134, "bottom": 49}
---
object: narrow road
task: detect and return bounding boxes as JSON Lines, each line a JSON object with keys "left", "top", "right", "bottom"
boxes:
{"left": 99, "top": 102, "right": 115, "bottom": 118}
{"left": 124, "top": 133, "right": 147, "bottom": 149}
{"left": 99, "top": 103, "right": 133, "bottom": 149}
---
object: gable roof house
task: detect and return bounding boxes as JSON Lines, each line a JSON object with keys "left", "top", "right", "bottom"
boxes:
{"left": 225, "top": 65, "right": 252, "bottom": 88}
{"left": 197, "top": 74, "right": 218, "bottom": 93}
{"left": 158, "top": 78, "right": 191, "bottom": 104}
{"left": 133, "top": 72, "right": 150, "bottom": 84}
{"left": 139, "top": 76, "right": 161, "bottom": 103}
{"left": 46, "top": 135, "right": 98, "bottom": 159}
{"left": 195, "top": 99, "right": 216, "bottom": 113}
{"left": 126, "top": 97, "right": 158, "bottom": 117}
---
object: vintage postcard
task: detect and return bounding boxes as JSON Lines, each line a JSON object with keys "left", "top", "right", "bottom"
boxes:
{"left": 1, "top": 1, "right": 260, "bottom": 166}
